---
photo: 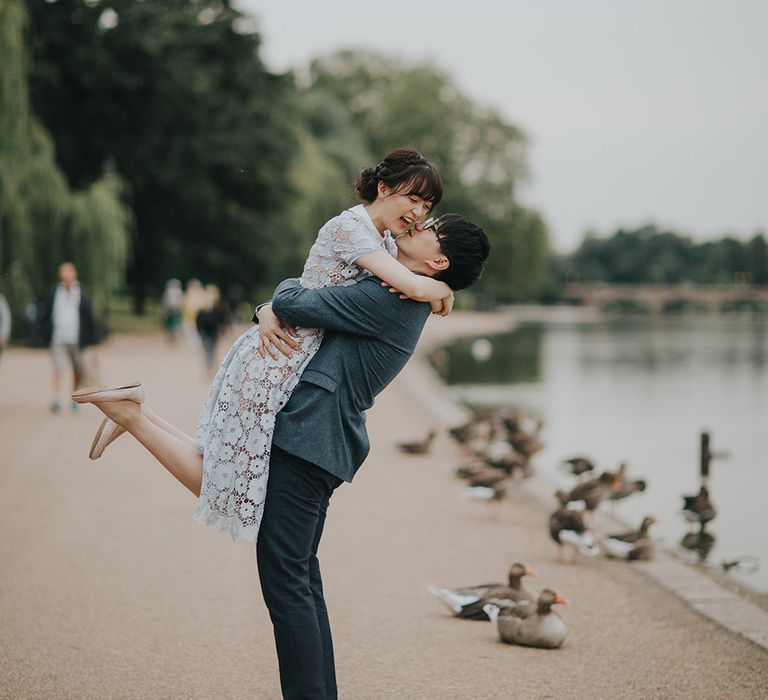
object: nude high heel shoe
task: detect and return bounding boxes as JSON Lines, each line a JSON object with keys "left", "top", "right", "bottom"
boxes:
{"left": 89, "top": 418, "right": 127, "bottom": 460}
{"left": 72, "top": 383, "right": 144, "bottom": 460}
{"left": 72, "top": 382, "right": 145, "bottom": 405}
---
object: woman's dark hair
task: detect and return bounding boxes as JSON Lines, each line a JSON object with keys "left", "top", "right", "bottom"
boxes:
{"left": 355, "top": 148, "right": 443, "bottom": 206}
{"left": 433, "top": 213, "right": 491, "bottom": 290}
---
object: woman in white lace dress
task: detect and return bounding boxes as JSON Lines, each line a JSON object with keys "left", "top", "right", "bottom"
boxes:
{"left": 73, "top": 148, "right": 455, "bottom": 541}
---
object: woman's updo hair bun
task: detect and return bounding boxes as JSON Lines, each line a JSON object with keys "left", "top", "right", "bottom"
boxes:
{"left": 355, "top": 147, "right": 443, "bottom": 206}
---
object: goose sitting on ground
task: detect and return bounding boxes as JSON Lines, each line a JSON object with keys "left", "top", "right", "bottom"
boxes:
{"left": 427, "top": 563, "right": 536, "bottom": 621}
{"left": 609, "top": 462, "right": 647, "bottom": 502}
{"left": 602, "top": 516, "right": 657, "bottom": 560}
{"left": 484, "top": 589, "right": 568, "bottom": 649}
{"left": 560, "top": 456, "right": 596, "bottom": 479}
{"left": 396, "top": 430, "right": 436, "bottom": 455}
{"left": 549, "top": 491, "right": 599, "bottom": 562}
{"left": 681, "top": 485, "right": 716, "bottom": 526}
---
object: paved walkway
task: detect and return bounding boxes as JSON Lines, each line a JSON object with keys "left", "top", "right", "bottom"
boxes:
{"left": 1, "top": 317, "right": 766, "bottom": 699}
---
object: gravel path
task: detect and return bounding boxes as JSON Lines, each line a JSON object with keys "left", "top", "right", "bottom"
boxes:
{"left": 1, "top": 317, "right": 766, "bottom": 699}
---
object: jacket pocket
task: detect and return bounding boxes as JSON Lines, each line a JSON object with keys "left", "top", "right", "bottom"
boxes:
{"left": 299, "top": 369, "right": 338, "bottom": 393}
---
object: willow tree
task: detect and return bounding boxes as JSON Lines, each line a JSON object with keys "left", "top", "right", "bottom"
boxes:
{"left": 0, "top": 0, "right": 130, "bottom": 334}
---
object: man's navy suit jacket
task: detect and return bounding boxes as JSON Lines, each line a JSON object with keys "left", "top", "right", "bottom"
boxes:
{"left": 269, "top": 276, "right": 430, "bottom": 483}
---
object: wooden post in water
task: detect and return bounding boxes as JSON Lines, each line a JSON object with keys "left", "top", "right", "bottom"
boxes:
{"left": 700, "top": 431, "right": 711, "bottom": 484}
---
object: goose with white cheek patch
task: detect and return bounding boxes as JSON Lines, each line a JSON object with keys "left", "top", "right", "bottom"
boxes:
{"left": 549, "top": 491, "right": 599, "bottom": 562}
{"left": 427, "top": 562, "right": 536, "bottom": 621}
{"left": 484, "top": 589, "right": 568, "bottom": 649}
{"left": 602, "top": 516, "right": 658, "bottom": 561}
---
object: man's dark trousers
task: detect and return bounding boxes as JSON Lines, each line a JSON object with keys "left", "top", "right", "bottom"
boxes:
{"left": 257, "top": 445, "right": 343, "bottom": 700}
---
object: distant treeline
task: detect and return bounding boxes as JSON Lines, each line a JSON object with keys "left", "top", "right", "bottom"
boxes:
{"left": 562, "top": 225, "right": 767, "bottom": 286}
{"left": 1, "top": 0, "right": 549, "bottom": 324}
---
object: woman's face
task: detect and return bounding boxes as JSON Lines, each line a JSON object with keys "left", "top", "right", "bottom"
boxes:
{"left": 376, "top": 182, "right": 433, "bottom": 237}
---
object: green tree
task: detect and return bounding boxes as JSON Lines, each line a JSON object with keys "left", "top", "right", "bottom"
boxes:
{"left": 27, "top": 0, "right": 297, "bottom": 310}
{"left": 0, "top": 0, "right": 129, "bottom": 333}
{"left": 747, "top": 234, "right": 768, "bottom": 285}
{"left": 306, "top": 50, "right": 548, "bottom": 301}
{"left": 567, "top": 225, "right": 758, "bottom": 286}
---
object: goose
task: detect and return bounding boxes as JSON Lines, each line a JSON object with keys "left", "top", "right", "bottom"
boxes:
{"left": 508, "top": 418, "right": 545, "bottom": 458}
{"left": 460, "top": 482, "right": 508, "bottom": 521}
{"left": 681, "top": 485, "right": 716, "bottom": 525}
{"left": 560, "top": 456, "right": 596, "bottom": 478}
{"left": 468, "top": 468, "right": 508, "bottom": 489}
{"left": 610, "top": 463, "right": 647, "bottom": 501}
{"left": 484, "top": 589, "right": 568, "bottom": 649}
{"left": 567, "top": 471, "right": 619, "bottom": 512}
{"left": 602, "top": 516, "right": 657, "bottom": 560}
{"left": 396, "top": 430, "right": 436, "bottom": 455}
{"left": 427, "top": 563, "right": 536, "bottom": 621}
{"left": 549, "top": 492, "right": 599, "bottom": 562}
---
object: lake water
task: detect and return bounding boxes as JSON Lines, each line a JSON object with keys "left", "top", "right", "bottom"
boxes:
{"left": 435, "top": 312, "right": 768, "bottom": 594}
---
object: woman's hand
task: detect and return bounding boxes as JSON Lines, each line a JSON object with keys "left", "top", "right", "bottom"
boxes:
{"left": 257, "top": 304, "right": 299, "bottom": 359}
{"left": 430, "top": 292, "right": 454, "bottom": 317}
{"left": 381, "top": 282, "right": 454, "bottom": 316}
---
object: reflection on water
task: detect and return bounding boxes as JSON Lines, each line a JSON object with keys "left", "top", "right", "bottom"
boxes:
{"left": 436, "top": 315, "right": 768, "bottom": 593}
{"left": 435, "top": 325, "right": 543, "bottom": 385}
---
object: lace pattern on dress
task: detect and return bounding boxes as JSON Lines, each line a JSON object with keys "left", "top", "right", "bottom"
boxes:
{"left": 193, "top": 206, "right": 396, "bottom": 541}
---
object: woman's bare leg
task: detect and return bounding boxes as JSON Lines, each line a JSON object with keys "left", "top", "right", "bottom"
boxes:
{"left": 142, "top": 405, "right": 198, "bottom": 449}
{"left": 95, "top": 400, "right": 203, "bottom": 496}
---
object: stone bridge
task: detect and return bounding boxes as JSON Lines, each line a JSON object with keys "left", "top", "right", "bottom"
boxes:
{"left": 563, "top": 282, "right": 768, "bottom": 313}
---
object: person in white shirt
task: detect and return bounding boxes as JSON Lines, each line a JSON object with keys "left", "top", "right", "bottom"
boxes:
{"left": 42, "top": 262, "right": 98, "bottom": 413}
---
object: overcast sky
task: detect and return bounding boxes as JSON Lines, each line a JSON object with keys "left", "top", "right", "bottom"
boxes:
{"left": 239, "top": 1, "right": 767, "bottom": 251}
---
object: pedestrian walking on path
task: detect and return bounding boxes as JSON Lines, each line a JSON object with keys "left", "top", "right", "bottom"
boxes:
{"left": 72, "top": 149, "right": 490, "bottom": 699}
{"left": 39, "top": 262, "right": 99, "bottom": 413}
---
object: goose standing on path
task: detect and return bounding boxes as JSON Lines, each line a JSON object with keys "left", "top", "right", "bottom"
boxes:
{"left": 396, "top": 430, "right": 437, "bottom": 455}
{"left": 549, "top": 491, "right": 599, "bottom": 562}
{"left": 427, "top": 563, "right": 536, "bottom": 620}
{"left": 484, "top": 589, "right": 569, "bottom": 649}
{"left": 602, "top": 516, "right": 658, "bottom": 561}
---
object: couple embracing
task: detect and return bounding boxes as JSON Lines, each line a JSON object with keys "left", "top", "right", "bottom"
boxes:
{"left": 73, "top": 148, "right": 490, "bottom": 699}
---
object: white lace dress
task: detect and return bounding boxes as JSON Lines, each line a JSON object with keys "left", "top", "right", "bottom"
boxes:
{"left": 193, "top": 205, "right": 397, "bottom": 541}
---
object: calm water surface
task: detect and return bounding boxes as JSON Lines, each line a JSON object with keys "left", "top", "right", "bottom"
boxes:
{"left": 436, "top": 314, "right": 768, "bottom": 593}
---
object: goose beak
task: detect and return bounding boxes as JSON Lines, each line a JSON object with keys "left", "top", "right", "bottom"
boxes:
{"left": 555, "top": 595, "right": 569, "bottom": 605}
{"left": 524, "top": 567, "right": 535, "bottom": 576}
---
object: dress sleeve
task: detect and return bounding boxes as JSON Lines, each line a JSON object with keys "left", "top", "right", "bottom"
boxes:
{"left": 328, "top": 213, "right": 384, "bottom": 265}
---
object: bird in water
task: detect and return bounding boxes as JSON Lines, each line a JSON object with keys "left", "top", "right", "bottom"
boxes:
{"left": 396, "top": 430, "right": 437, "bottom": 455}
{"left": 427, "top": 563, "right": 536, "bottom": 621}
{"left": 602, "top": 516, "right": 657, "bottom": 561}
{"left": 681, "top": 485, "right": 716, "bottom": 526}
{"left": 549, "top": 491, "right": 599, "bottom": 562}
{"left": 484, "top": 589, "right": 569, "bottom": 649}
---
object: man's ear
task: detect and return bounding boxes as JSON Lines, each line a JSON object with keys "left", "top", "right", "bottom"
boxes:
{"left": 426, "top": 255, "right": 450, "bottom": 272}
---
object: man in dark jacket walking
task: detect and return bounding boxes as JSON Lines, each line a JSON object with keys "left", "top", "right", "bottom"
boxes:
{"left": 39, "top": 262, "right": 99, "bottom": 413}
